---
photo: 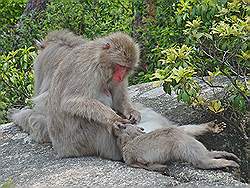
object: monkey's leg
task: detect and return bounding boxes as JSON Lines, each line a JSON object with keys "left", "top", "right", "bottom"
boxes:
{"left": 177, "top": 137, "right": 239, "bottom": 169}
{"left": 128, "top": 157, "right": 167, "bottom": 172}
{"left": 29, "top": 113, "right": 50, "bottom": 143}
{"left": 9, "top": 108, "right": 50, "bottom": 143}
{"left": 209, "top": 151, "right": 240, "bottom": 163}
{"left": 145, "top": 163, "right": 167, "bottom": 172}
{"left": 178, "top": 121, "right": 226, "bottom": 137}
{"left": 129, "top": 162, "right": 167, "bottom": 172}
{"left": 194, "top": 158, "right": 239, "bottom": 169}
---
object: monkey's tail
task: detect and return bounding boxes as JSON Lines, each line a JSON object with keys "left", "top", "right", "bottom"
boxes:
{"left": 7, "top": 107, "right": 33, "bottom": 133}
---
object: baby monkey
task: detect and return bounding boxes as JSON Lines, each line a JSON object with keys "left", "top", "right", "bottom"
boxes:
{"left": 113, "top": 123, "right": 240, "bottom": 172}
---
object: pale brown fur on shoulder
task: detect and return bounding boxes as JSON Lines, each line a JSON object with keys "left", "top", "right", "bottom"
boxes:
{"left": 34, "top": 30, "right": 87, "bottom": 50}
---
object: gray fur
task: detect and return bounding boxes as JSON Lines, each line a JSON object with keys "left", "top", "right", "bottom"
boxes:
{"left": 9, "top": 30, "right": 141, "bottom": 160}
{"left": 113, "top": 124, "right": 240, "bottom": 171}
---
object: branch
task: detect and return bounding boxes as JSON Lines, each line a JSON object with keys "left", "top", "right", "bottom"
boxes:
{"left": 220, "top": 69, "right": 248, "bottom": 102}
{"left": 198, "top": 43, "right": 248, "bottom": 102}
{"left": 117, "top": 0, "right": 130, "bottom": 13}
{"left": 199, "top": 43, "right": 245, "bottom": 79}
{"left": 199, "top": 77, "right": 224, "bottom": 88}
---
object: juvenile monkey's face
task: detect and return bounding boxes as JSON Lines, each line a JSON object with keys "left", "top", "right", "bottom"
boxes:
{"left": 113, "top": 124, "right": 143, "bottom": 148}
{"left": 114, "top": 124, "right": 144, "bottom": 141}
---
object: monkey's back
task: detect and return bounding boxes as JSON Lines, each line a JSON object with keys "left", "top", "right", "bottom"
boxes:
{"left": 34, "top": 30, "right": 88, "bottom": 95}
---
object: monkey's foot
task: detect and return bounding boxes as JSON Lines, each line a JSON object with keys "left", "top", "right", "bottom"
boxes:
{"left": 207, "top": 120, "right": 226, "bottom": 134}
{"left": 210, "top": 150, "right": 241, "bottom": 163}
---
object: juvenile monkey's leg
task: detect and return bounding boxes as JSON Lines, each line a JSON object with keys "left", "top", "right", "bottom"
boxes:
{"left": 178, "top": 121, "right": 226, "bottom": 137}
{"left": 194, "top": 158, "right": 239, "bottom": 169}
{"left": 145, "top": 163, "right": 167, "bottom": 172}
{"left": 209, "top": 151, "right": 240, "bottom": 162}
{"left": 175, "top": 134, "right": 239, "bottom": 169}
{"left": 129, "top": 162, "right": 167, "bottom": 172}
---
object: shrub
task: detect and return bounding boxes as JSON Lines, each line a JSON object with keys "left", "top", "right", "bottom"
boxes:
{"left": 0, "top": 47, "right": 35, "bottom": 123}
{"left": 0, "top": 0, "right": 133, "bottom": 52}
{"left": 152, "top": 0, "right": 249, "bottom": 133}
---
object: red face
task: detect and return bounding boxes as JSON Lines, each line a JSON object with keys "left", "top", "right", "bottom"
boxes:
{"left": 112, "top": 64, "right": 130, "bottom": 82}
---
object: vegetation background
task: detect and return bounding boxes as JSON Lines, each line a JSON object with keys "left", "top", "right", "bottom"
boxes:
{"left": 0, "top": 0, "right": 249, "bottom": 182}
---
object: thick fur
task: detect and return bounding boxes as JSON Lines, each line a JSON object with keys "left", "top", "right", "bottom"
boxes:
{"left": 135, "top": 103, "right": 225, "bottom": 136}
{"left": 34, "top": 30, "right": 88, "bottom": 95}
{"left": 9, "top": 30, "right": 140, "bottom": 160}
{"left": 9, "top": 30, "right": 87, "bottom": 143}
{"left": 113, "top": 124, "right": 240, "bottom": 171}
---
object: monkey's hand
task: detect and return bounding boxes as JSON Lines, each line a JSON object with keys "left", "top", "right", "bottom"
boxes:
{"left": 107, "top": 115, "right": 130, "bottom": 132}
{"left": 113, "top": 123, "right": 145, "bottom": 135}
{"left": 112, "top": 117, "right": 131, "bottom": 127}
{"left": 123, "top": 109, "right": 141, "bottom": 125}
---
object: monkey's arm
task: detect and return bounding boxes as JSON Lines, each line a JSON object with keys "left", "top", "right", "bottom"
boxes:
{"left": 61, "top": 97, "right": 129, "bottom": 127}
{"left": 111, "top": 81, "right": 141, "bottom": 124}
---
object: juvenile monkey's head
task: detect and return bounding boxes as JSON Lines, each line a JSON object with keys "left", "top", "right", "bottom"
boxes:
{"left": 100, "top": 32, "right": 140, "bottom": 83}
{"left": 113, "top": 124, "right": 144, "bottom": 148}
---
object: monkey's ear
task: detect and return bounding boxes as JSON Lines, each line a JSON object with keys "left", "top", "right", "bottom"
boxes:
{"left": 103, "top": 43, "right": 111, "bottom": 50}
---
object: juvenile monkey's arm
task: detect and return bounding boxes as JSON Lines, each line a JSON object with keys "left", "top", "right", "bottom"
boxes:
{"left": 111, "top": 80, "right": 141, "bottom": 123}
{"left": 61, "top": 96, "right": 129, "bottom": 126}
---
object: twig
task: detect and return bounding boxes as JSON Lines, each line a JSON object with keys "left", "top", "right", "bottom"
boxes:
{"left": 220, "top": 69, "right": 248, "bottom": 102}
{"left": 117, "top": 0, "right": 131, "bottom": 13}
{"left": 199, "top": 43, "right": 245, "bottom": 79}
{"left": 199, "top": 77, "right": 224, "bottom": 88}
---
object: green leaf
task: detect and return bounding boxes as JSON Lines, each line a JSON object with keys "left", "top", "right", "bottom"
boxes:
{"left": 181, "top": 91, "right": 190, "bottom": 104}
{"left": 163, "top": 82, "right": 172, "bottom": 95}
{"left": 232, "top": 95, "right": 246, "bottom": 112}
{"left": 208, "top": 100, "right": 224, "bottom": 113}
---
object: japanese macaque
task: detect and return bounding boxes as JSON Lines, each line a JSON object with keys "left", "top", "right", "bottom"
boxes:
{"left": 113, "top": 121, "right": 240, "bottom": 172}
{"left": 10, "top": 30, "right": 141, "bottom": 160}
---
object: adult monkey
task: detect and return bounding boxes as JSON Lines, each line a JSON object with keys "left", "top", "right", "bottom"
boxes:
{"left": 10, "top": 31, "right": 141, "bottom": 160}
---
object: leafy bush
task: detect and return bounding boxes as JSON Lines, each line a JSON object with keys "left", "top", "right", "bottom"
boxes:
{"left": 0, "top": 0, "right": 27, "bottom": 27}
{"left": 152, "top": 0, "right": 249, "bottom": 130}
{"left": 0, "top": 0, "right": 133, "bottom": 52}
{"left": 0, "top": 47, "right": 35, "bottom": 123}
{"left": 129, "top": 0, "right": 181, "bottom": 84}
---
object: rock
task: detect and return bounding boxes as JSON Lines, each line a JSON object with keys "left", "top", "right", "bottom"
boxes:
{"left": 0, "top": 82, "right": 248, "bottom": 187}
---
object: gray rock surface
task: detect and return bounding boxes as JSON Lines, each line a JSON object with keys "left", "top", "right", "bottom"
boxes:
{"left": 0, "top": 82, "right": 248, "bottom": 187}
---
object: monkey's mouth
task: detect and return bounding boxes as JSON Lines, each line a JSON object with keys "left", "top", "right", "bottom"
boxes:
{"left": 112, "top": 64, "right": 128, "bottom": 82}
